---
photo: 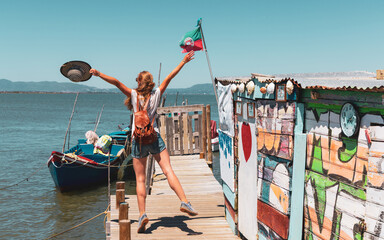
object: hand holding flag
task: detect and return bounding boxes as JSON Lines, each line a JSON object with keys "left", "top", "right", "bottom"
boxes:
{"left": 179, "top": 18, "right": 203, "bottom": 53}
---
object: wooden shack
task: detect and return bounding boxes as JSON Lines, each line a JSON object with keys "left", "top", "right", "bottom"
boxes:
{"left": 216, "top": 71, "right": 384, "bottom": 240}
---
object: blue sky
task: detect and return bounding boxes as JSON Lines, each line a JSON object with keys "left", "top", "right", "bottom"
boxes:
{"left": 1, "top": 0, "right": 383, "bottom": 89}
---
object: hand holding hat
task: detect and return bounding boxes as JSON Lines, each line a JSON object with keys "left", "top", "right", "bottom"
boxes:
{"left": 89, "top": 69, "right": 100, "bottom": 77}
{"left": 60, "top": 60, "right": 92, "bottom": 82}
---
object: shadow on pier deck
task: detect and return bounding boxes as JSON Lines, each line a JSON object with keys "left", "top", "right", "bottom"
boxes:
{"left": 108, "top": 154, "right": 238, "bottom": 239}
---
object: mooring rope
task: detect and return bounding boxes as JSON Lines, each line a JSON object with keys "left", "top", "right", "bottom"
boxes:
{"left": 43, "top": 204, "right": 110, "bottom": 240}
{"left": 0, "top": 163, "right": 47, "bottom": 191}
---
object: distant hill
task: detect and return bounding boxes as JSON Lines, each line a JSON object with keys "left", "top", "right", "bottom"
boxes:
{"left": 0, "top": 79, "right": 107, "bottom": 93}
{"left": 274, "top": 71, "right": 376, "bottom": 79}
{"left": 165, "top": 83, "right": 215, "bottom": 94}
{"left": 0, "top": 79, "right": 215, "bottom": 94}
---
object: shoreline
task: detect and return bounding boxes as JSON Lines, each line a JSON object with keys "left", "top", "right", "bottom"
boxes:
{"left": 0, "top": 91, "right": 121, "bottom": 94}
{"left": 0, "top": 91, "right": 215, "bottom": 95}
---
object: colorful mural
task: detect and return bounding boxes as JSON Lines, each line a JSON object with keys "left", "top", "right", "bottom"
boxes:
{"left": 256, "top": 100, "right": 295, "bottom": 160}
{"left": 257, "top": 154, "right": 292, "bottom": 215}
{"left": 256, "top": 100, "right": 296, "bottom": 240}
{"left": 217, "top": 75, "right": 384, "bottom": 240}
{"left": 304, "top": 103, "right": 384, "bottom": 240}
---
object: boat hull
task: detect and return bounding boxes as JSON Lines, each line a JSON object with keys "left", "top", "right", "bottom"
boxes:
{"left": 48, "top": 151, "right": 120, "bottom": 192}
{"left": 212, "top": 137, "right": 219, "bottom": 152}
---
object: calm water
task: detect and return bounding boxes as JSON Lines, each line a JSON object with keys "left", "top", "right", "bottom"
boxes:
{"left": 0, "top": 92, "right": 219, "bottom": 239}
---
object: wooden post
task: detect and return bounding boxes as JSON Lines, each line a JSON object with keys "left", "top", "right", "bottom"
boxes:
{"left": 178, "top": 114, "right": 184, "bottom": 155}
{"left": 182, "top": 113, "right": 189, "bottom": 153}
{"left": 145, "top": 155, "right": 155, "bottom": 195}
{"left": 206, "top": 104, "right": 212, "bottom": 164}
{"left": 119, "top": 202, "right": 129, "bottom": 221}
{"left": 106, "top": 221, "right": 110, "bottom": 236}
{"left": 188, "top": 115, "right": 193, "bottom": 154}
{"left": 201, "top": 106, "right": 207, "bottom": 160}
{"left": 159, "top": 115, "right": 167, "bottom": 146}
{"left": 116, "top": 181, "right": 125, "bottom": 191}
{"left": 119, "top": 219, "right": 131, "bottom": 240}
{"left": 166, "top": 117, "right": 174, "bottom": 155}
{"left": 116, "top": 189, "right": 125, "bottom": 209}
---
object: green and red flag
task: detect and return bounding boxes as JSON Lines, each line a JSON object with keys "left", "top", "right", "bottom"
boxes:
{"left": 179, "top": 18, "right": 203, "bottom": 53}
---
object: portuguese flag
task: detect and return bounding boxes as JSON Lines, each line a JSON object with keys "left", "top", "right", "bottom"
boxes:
{"left": 179, "top": 19, "right": 204, "bottom": 53}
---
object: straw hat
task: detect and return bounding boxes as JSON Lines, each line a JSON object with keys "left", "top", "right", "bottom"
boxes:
{"left": 60, "top": 60, "right": 92, "bottom": 82}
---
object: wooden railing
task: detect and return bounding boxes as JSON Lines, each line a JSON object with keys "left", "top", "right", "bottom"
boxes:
{"left": 157, "top": 104, "right": 212, "bottom": 162}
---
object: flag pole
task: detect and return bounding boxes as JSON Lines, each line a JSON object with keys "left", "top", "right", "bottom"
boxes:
{"left": 199, "top": 19, "right": 218, "bottom": 103}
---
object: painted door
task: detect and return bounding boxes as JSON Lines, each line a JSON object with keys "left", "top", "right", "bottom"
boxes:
{"left": 238, "top": 100, "right": 258, "bottom": 240}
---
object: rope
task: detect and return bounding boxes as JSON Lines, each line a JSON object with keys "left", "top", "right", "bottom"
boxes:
{"left": 107, "top": 150, "right": 111, "bottom": 220}
{"left": 43, "top": 205, "right": 109, "bottom": 240}
{"left": 58, "top": 153, "right": 133, "bottom": 168}
{"left": 0, "top": 163, "right": 46, "bottom": 190}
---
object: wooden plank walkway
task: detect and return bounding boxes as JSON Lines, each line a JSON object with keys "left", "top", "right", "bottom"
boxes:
{"left": 108, "top": 154, "right": 239, "bottom": 239}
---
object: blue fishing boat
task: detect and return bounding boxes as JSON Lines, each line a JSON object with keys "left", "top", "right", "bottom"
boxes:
{"left": 47, "top": 131, "right": 131, "bottom": 192}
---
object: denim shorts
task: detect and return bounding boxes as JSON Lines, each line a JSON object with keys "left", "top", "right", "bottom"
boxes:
{"left": 131, "top": 132, "right": 166, "bottom": 159}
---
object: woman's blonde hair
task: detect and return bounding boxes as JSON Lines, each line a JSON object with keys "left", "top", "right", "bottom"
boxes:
{"left": 124, "top": 71, "right": 155, "bottom": 110}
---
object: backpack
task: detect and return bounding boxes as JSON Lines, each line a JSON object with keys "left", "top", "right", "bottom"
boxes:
{"left": 133, "top": 94, "right": 158, "bottom": 146}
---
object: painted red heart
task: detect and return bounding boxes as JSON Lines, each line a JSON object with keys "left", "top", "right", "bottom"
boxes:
{"left": 241, "top": 123, "right": 252, "bottom": 162}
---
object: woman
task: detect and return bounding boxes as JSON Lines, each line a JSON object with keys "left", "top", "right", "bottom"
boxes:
{"left": 90, "top": 51, "right": 197, "bottom": 233}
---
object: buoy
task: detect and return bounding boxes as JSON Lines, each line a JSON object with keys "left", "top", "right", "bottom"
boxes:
{"left": 260, "top": 87, "right": 267, "bottom": 94}
{"left": 231, "top": 84, "right": 237, "bottom": 93}
{"left": 286, "top": 80, "right": 294, "bottom": 95}
{"left": 267, "top": 82, "right": 275, "bottom": 94}
{"left": 238, "top": 83, "right": 245, "bottom": 93}
{"left": 246, "top": 81, "right": 255, "bottom": 95}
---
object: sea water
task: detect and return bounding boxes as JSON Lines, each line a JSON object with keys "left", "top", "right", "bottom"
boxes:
{"left": 0, "top": 92, "right": 219, "bottom": 239}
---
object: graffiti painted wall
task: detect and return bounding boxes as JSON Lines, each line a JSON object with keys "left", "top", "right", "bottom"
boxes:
{"left": 304, "top": 97, "right": 384, "bottom": 240}
{"left": 256, "top": 100, "right": 295, "bottom": 160}
{"left": 256, "top": 100, "right": 296, "bottom": 239}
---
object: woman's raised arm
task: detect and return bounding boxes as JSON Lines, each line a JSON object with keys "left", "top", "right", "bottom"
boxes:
{"left": 159, "top": 51, "right": 195, "bottom": 94}
{"left": 90, "top": 69, "right": 132, "bottom": 97}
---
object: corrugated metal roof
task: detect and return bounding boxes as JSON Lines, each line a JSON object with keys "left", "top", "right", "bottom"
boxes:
{"left": 290, "top": 77, "right": 384, "bottom": 91}
{"left": 216, "top": 71, "right": 384, "bottom": 92}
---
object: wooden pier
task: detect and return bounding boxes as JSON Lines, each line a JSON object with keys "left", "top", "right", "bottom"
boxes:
{"left": 107, "top": 154, "right": 238, "bottom": 239}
